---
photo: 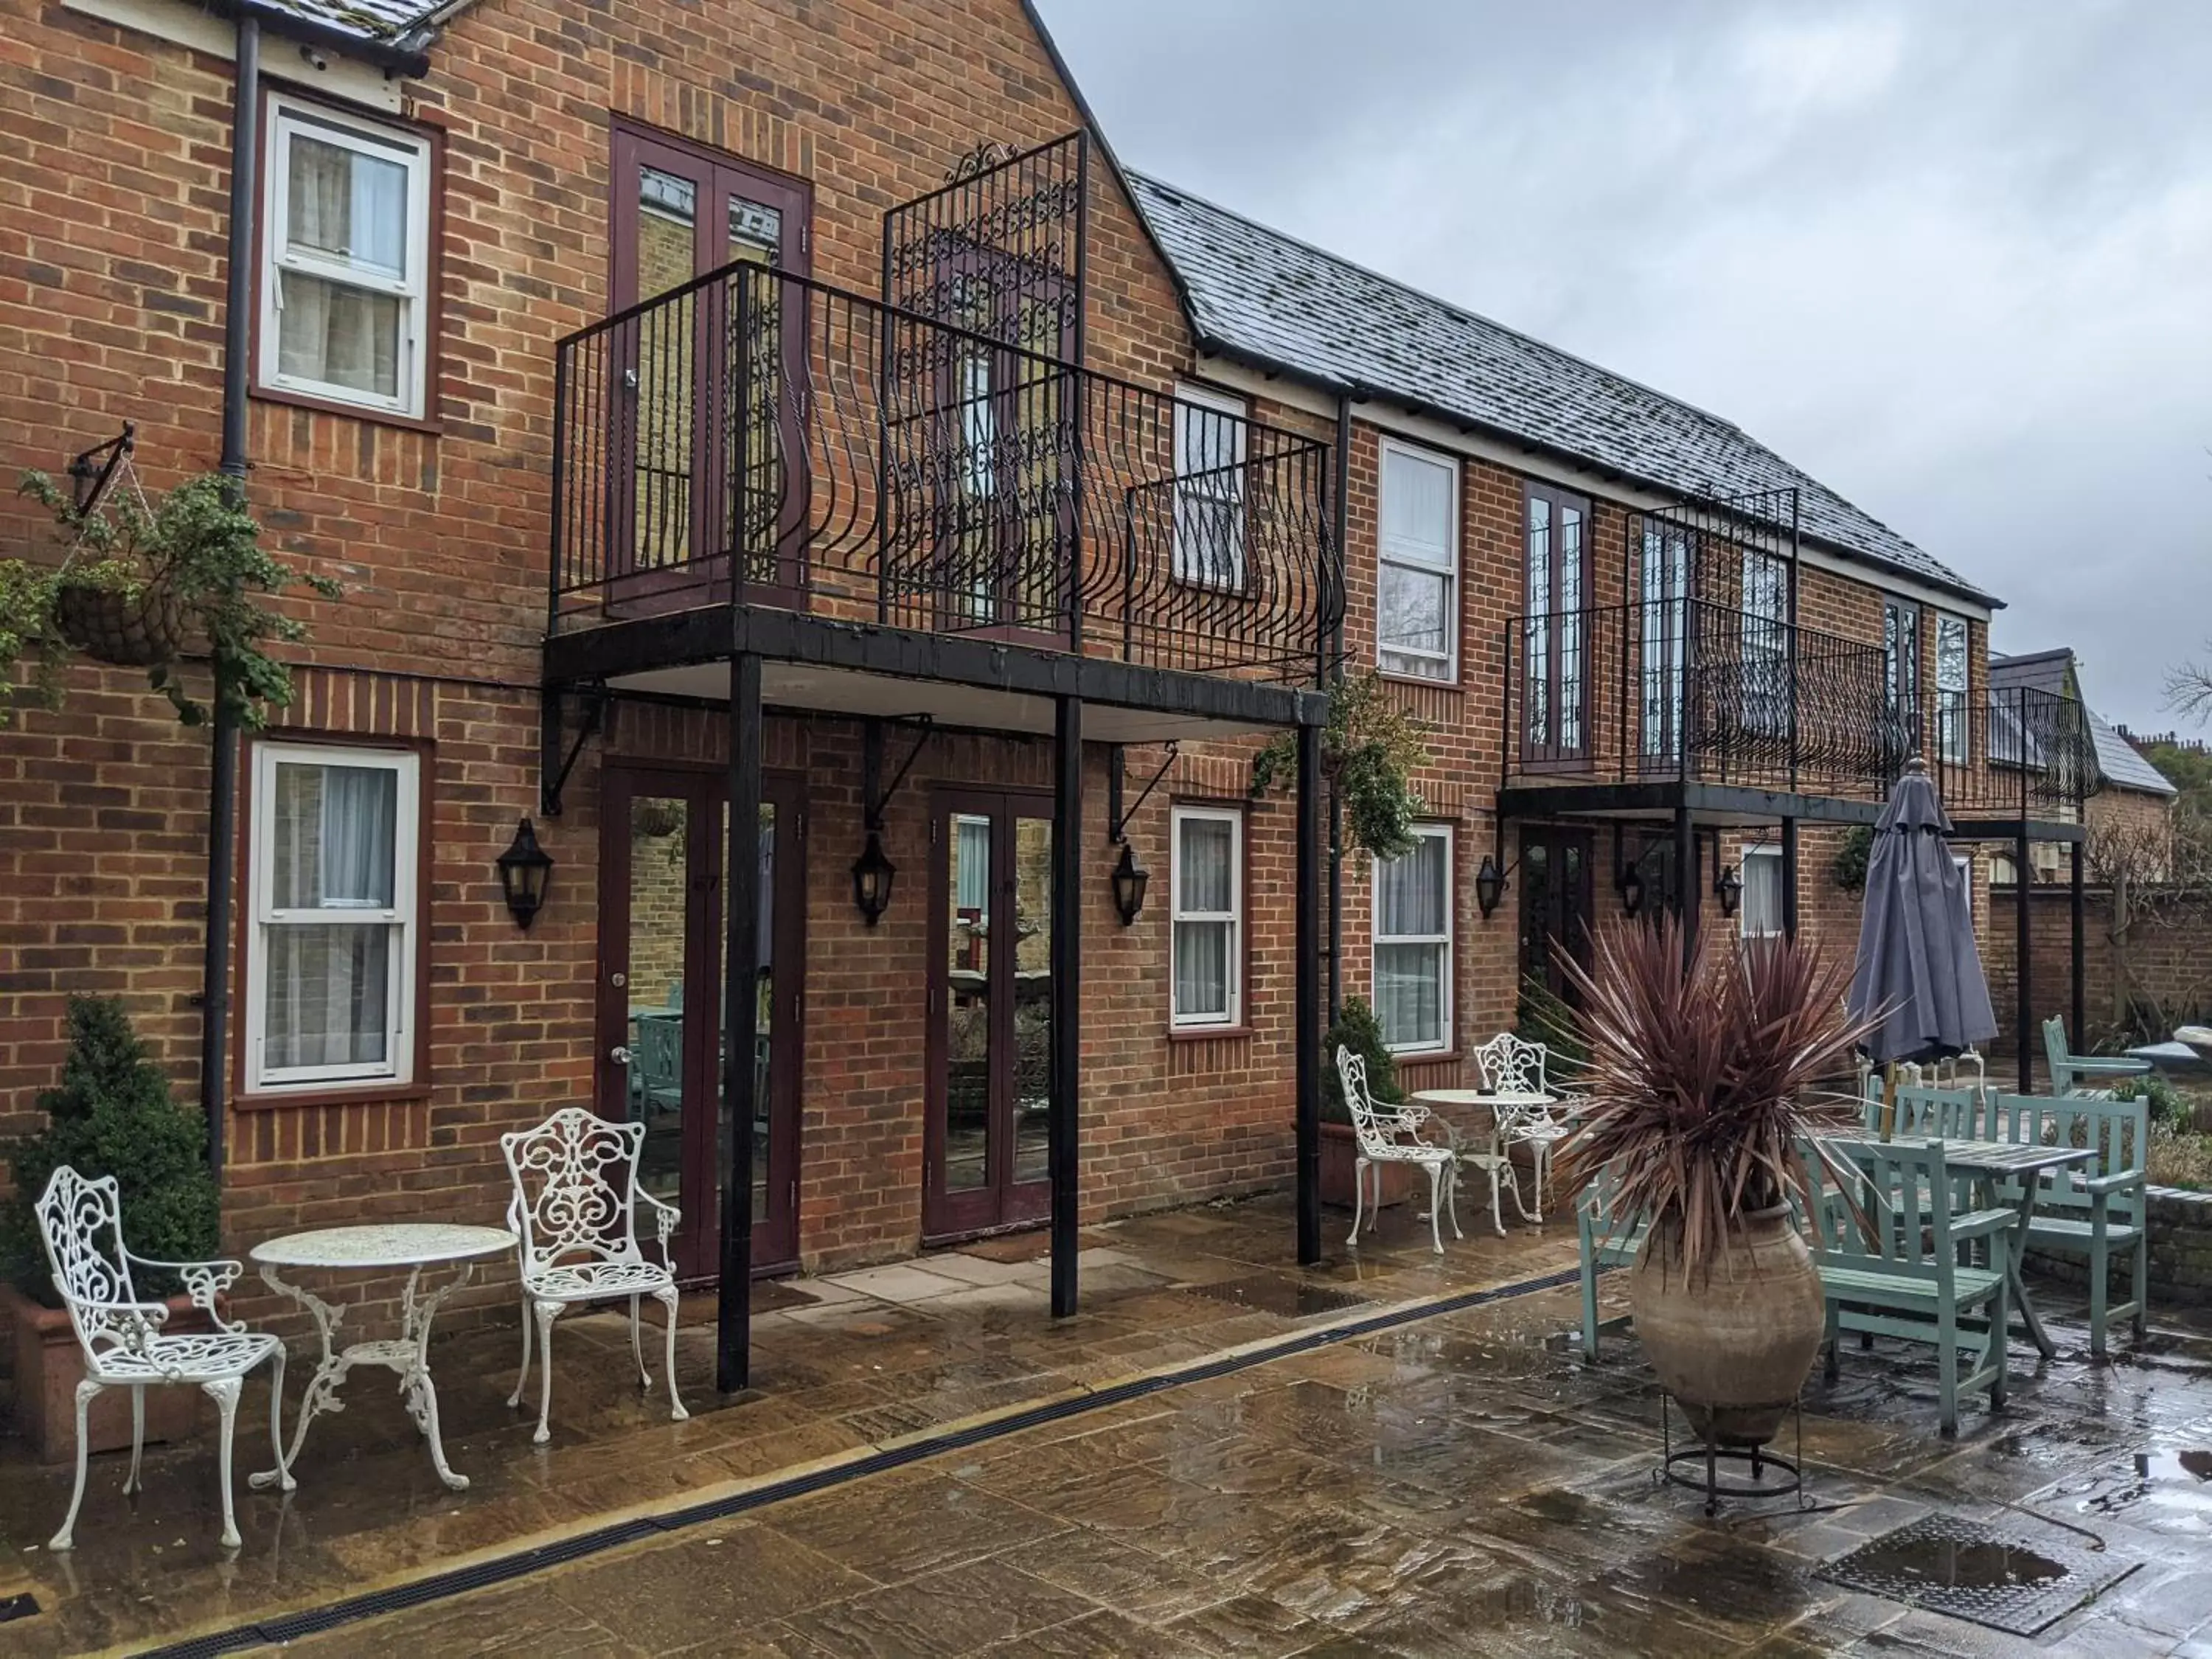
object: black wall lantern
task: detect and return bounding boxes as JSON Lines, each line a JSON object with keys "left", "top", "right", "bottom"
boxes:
{"left": 1715, "top": 860, "right": 1743, "bottom": 919}
{"left": 1110, "top": 841, "right": 1150, "bottom": 927}
{"left": 496, "top": 816, "right": 553, "bottom": 930}
{"left": 851, "top": 831, "right": 895, "bottom": 928}
{"left": 1618, "top": 861, "right": 1646, "bottom": 919}
{"left": 1474, "top": 854, "right": 1506, "bottom": 919}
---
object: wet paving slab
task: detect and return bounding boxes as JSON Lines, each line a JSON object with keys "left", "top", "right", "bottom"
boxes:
{"left": 7, "top": 1194, "right": 2212, "bottom": 1655}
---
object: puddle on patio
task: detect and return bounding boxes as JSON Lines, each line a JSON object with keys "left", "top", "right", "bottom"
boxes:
{"left": 1183, "top": 1274, "right": 1371, "bottom": 1318}
{"left": 1847, "top": 1532, "right": 2070, "bottom": 1593}
{"left": 2073, "top": 1448, "right": 2212, "bottom": 1532}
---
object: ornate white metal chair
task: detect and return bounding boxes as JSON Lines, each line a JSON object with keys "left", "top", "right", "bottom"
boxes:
{"left": 33, "top": 1166, "right": 290, "bottom": 1551}
{"left": 501, "top": 1107, "right": 688, "bottom": 1444}
{"left": 1472, "top": 1032, "right": 1579, "bottom": 1225}
{"left": 1336, "top": 1046, "right": 1461, "bottom": 1254}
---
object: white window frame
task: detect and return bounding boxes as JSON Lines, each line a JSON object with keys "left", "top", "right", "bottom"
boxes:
{"left": 1955, "top": 853, "right": 1973, "bottom": 922}
{"left": 1169, "top": 805, "right": 1242, "bottom": 1029}
{"left": 244, "top": 741, "right": 420, "bottom": 1092}
{"left": 260, "top": 92, "right": 434, "bottom": 419}
{"left": 1172, "top": 383, "right": 1248, "bottom": 589}
{"left": 1372, "top": 823, "right": 1454, "bottom": 1056}
{"left": 1935, "top": 613, "right": 1970, "bottom": 765}
{"left": 1377, "top": 440, "right": 1460, "bottom": 683}
{"left": 1739, "top": 844, "right": 1785, "bottom": 940}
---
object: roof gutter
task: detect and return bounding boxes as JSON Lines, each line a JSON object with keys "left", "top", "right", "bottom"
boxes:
{"left": 1190, "top": 330, "right": 2003, "bottom": 613}
{"left": 206, "top": 0, "right": 435, "bottom": 77}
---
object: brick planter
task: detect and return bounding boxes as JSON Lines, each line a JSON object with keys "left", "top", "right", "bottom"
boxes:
{"left": 2025, "top": 1186, "right": 2212, "bottom": 1309}
{"left": 2, "top": 1280, "right": 209, "bottom": 1464}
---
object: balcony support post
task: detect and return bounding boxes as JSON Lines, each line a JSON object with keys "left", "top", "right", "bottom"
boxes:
{"left": 1050, "top": 693, "right": 1083, "bottom": 1318}
{"left": 718, "top": 650, "right": 762, "bottom": 1393}
{"left": 2015, "top": 828, "right": 2034, "bottom": 1093}
{"left": 1673, "top": 801, "right": 1697, "bottom": 967}
{"left": 2070, "top": 837, "right": 2087, "bottom": 1048}
{"left": 1295, "top": 714, "right": 1323, "bottom": 1267}
{"left": 1781, "top": 815, "right": 1800, "bottom": 942}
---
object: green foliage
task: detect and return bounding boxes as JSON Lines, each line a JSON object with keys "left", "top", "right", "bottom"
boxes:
{"left": 8, "top": 470, "right": 340, "bottom": 729}
{"left": 1833, "top": 824, "right": 1872, "bottom": 894}
{"left": 1251, "top": 670, "right": 1430, "bottom": 861}
{"left": 2112, "top": 1073, "right": 2196, "bottom": 1133}
{"left": 1, "top": 998, "right": 220, "bottom": 1306}
{"left": 1321, "top": 995, "right": 1400, "bottom": 1124}
{"left": 1515, "top": 974, "right": 1587, "bottom": 1074}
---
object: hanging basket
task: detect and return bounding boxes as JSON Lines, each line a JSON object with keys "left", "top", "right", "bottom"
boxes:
{"left": 52, "top": 576, "right": 186, "bottom": 668}
{"left": 631, "top": 798, "right": 683, "bottom": 838}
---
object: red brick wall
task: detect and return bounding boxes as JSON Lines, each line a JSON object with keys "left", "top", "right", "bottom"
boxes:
{"left": 1986, "top": 880, "right": 2212, "bottom": 1051}
{"left": 0, "top": 0, "right": 1244, "bottom": 1333}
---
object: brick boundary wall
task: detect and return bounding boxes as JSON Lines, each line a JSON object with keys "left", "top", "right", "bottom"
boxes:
{"left": 1985, "top": 884, "right": 2212, "bottom": 1047}
{"left": 2027, "top": 1186, "right": 2212, "bottom": 1308}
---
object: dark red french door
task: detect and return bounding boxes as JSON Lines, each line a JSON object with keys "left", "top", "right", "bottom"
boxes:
{"left": 923, "top": 788, "right": 1055, "bottom": 1242}
{"left": 607, "top": 123, "right": 813, "bottom": 606}
{"left": 597, "top": 763, "right": 804, "bottom": 1279}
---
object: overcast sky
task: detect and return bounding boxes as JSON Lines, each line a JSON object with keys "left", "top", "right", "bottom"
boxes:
{"left": 1036, "top": 0, "right": 2212, "bottom": 734}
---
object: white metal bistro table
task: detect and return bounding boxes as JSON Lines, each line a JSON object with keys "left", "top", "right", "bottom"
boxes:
{"left": 1823, "top": 1135, "right": 2093, "bottom": 1361}
{"left": 248, "top": 1223, "right": 516, "bottom": 1493}
{"left": 1408, "top": 1088, "right": 1557, "bottom": 1234}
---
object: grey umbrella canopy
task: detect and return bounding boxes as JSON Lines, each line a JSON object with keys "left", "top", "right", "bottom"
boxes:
{"left": 1847, "top": 758, "right": 1998, "bottom": 1065}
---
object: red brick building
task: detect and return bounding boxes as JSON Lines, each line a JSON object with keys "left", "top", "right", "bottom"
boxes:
{"left": 0, "top": 0, "right": 2100, "bottom": 1388}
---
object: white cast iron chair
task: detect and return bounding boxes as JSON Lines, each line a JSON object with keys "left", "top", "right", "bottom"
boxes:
{"left": 501, "top": 1107, "right": 689, "bottom": 1444}
{"left": 1337, "top": 1046, "right": 1461, "bottom": 1254}
{"left": 34, "top": 1166, "right": 291, "bottom": 1551}
{"left": 1472, "top": 1032, "right": 1580, "bottom": 1225}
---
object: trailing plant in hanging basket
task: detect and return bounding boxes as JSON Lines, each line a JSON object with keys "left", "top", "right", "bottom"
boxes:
{"left": 8, "top": 468, "right": 341, "bottom": 728}
{"left": 631, "top": 798, "right": 684, "bottom": 838}
{"left": 1248, "top": 669, "right": 1430, "bottom": 860}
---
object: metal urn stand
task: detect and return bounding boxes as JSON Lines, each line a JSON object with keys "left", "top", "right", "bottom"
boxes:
{"left": 1658, "top": 1393, "right": 1808, "bottom": 1517}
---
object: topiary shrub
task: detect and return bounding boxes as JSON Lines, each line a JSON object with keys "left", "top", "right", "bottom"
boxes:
{"left": 1322, "top": 994, "right": 1400, "bottom": 1124}
{"left": 1, "top": 997, "right": 220, "bottom": 1306}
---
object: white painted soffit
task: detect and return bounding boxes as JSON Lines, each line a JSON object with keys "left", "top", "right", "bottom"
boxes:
{"left": 64, "top": 0, "right": 405, "bottom": 110}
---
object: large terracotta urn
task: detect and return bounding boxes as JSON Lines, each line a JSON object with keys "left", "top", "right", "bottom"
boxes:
{"left": 1630, "top": 1204, "right": 1826, "bottom": 1447}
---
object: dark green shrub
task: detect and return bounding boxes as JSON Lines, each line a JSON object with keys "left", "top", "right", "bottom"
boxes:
{"left": 2112, "top": 1073, "right": 2195, "bottom": 1133}
{"left": 1833, "top": 824, "right": 1872, "bottom": 894}
{"left": 1321, "top": 995, "right": 1400, "bottom": 1124}
{"left": 1, "top": 997, "right": 219, "bottom": 1305}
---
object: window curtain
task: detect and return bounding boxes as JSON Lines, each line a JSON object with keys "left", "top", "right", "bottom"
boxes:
{"left": 1375, "top": 837, "right": 1446, "bottom": 1047}
{"left": 1175, "top": 818, "right": 1233, "bottom": 1018}
{"left": 319, "top": 767, "right": 397, "bottom": 907}
{"left": 1743, "top": 852, "right": 1784, "bottom": 938}
{"left": 955, "top": 818, "right": 991, "bottom": 915}
{"left": 279, "top": 133, "right": 404, "bottom": 395}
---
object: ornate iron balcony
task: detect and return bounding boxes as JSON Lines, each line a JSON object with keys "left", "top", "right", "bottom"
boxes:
{"left": 547, "top": 260, "right": 1340, "bottom": 684}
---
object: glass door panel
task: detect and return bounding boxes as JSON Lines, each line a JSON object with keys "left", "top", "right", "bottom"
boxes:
{"left": 1011, "top": 814, "right": 1052, "bottom": 1188}
{"left": 926, "top": 792, "right": 1053, "bottom": 1240}
{"left": 625, "top": 793, "right": 691, "bottom": 1217}
{"left": 944, "top": 811, "right": 994, "bottom": 1195}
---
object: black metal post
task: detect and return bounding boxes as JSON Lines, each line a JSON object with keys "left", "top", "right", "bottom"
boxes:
{"left": 1674, "top": 801, "right": 1696, "bottom": 965}
{"left": 1295, "top": 717, "right": 1323, "bottom": 1267}
{"left": 1050, "top": 694, "right": 1082, "bottom": 1318}
{"left": 717, "top": 651, "right": 762, "bottom": 1392}
{"left": 201, "top": 11, "right": 260, "bottom": 1187}
{"left": 2015, "top": 828, "right": 2034, "bottom": 1093}
{"left": 1327, "top": 392, "right": 1350, "bottom": 1022}
{"left": 1780, "top": 815, "right": 1799, "bottom": 942}
{"left": 2070, "top": 837, "right": 2086, "bottom": 1048}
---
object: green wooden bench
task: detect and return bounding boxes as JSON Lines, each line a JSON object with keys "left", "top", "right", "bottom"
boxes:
{"left": 1808, "top": 1140, "right": 2017, "bottom": 1436}
{"left": 1576, "top": 1172, "right": 1646, "bottom": 1363}
{"left": 1983, "top": 1090, "right": 2149, "bottom": 1357}
{"left": 2044, "top": 1015, "right": 2151, "bottom": 1099}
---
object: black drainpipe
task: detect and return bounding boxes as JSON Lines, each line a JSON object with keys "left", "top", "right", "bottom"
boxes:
{"left": 1327, "top": 391, "right": 1351, "bottom": 1023}
{"left": 202, "top": 13, "right": 258, "bottom": 1183}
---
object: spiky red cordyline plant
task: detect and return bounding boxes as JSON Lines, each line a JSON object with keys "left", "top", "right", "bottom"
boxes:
{"left": 1555, "top": 918, "right": 1879, "bottom": 1282}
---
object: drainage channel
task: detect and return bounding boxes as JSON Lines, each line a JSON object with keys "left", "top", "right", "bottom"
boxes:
{"left": 141, "top": 1265, "right": 1581, "bottom": 1658}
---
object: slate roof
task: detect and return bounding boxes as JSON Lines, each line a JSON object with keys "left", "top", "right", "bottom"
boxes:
{"left": 248, "top": 0, "right": 452, "bottom": 51}
{"left": 1127, "top": 173, "right": 1996, "bottom": 608}
{"left": 1991, "top": 649, "right": 2176, "bottom": 797}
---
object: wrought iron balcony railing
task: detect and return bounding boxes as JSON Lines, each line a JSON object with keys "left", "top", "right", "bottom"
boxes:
{"left": 1505, "top": 598, "right": 1899, "bottom": 795}
{"left": 1503, "top": 602, "right": 2101, "bottom": 818}
{"left": 1933, "top": 687, "right": 2102, "bottom": 818}
{"left": 549, "top": 260, "right": 1340, "bottom": 683}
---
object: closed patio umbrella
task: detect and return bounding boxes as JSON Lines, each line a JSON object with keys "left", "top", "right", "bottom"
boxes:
{"left": 1847, "top": 757, "right": 1998, "bottom": 1068}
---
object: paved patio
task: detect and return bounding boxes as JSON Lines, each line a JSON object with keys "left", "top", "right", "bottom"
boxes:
{"left": 5, "top": 1193, "right": 2212, "bottom": 1655}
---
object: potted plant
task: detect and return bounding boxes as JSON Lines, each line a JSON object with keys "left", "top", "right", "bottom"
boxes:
{"left": 1318, "top": 995, "right": 1419, "bottom": 1210}
{"left": 4, "top": 467, "right": 339, "bottom": 729}
{"left": 1557, "top": 919, "right": 1868, "bottom": 1449}
{"left": 1, "top": 998, "right": 223, "bottom": 1461}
